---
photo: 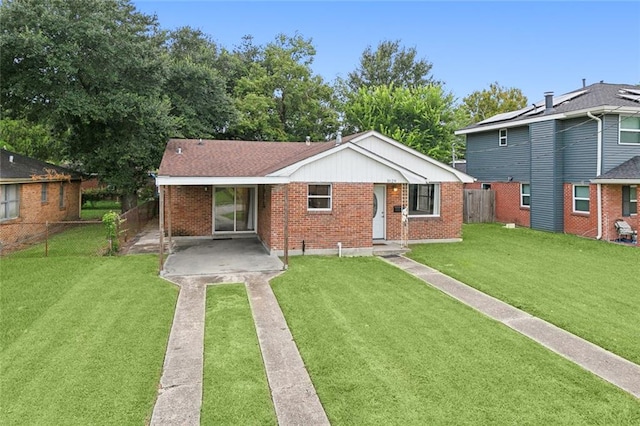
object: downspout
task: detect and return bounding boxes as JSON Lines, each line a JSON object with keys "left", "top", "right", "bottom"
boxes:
{"left": 587, "top": 112, "right": 603, "bottom": 239}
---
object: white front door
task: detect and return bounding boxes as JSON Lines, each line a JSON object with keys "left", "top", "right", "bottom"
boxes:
{"left": 373, "top": 185, "right": 385, "bottom": 239}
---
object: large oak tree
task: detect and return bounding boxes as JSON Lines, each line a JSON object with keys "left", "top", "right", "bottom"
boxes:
{"left": 0, "top": 0, "right": 174, "bottom": 211}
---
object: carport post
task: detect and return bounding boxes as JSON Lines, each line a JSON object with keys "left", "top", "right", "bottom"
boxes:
{"left": 158, "top": 185, "right": 164, "bottom": 273}
{"left": 283, "top": 184, "right": 289, "bottom": 270}
{"left": 167, "top": 185, "right": 172, "bottom": 251}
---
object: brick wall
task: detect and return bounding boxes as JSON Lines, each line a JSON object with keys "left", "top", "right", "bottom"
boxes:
{"left": 385, "top": 182, "right": 464, "bottom": 240}
{"left": 268, "top": 182, "right": 373, "bottom": 251}
{"left": 0, "top": 180, "right": 81, "bottom": 247}
{"left": 563, "top": 183, "right": 598, "bottom": 238}
{"left": 165, "top": 185, "right": 212, "bottom": 236}
{"left": 493, "top": 182, "right": 530, "bottom": 226}
{"left": 601, "top": 184, "right": 638, "bottom": 241}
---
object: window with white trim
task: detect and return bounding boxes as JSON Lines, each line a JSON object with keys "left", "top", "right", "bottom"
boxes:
{"left": 41, "top": 182, "right": 48, "bottom": 203}
{"left": 1, "top": 184, "right": 20, "bottom": 221}
{"left": 573, "top": 185, "right": 590, "bottom": 213}
{"left": 619, "top": 116, "right": 640, "bottom": 144}
{"left": 622, "top": 185, "right": 637, "bottom": 216}
{"left": 409, "top": 184, "right": 440, "bottom": 216}
{"left": 520, "top": 183, "right": 530, "bottom": 207}
{"left": 307, "top": 184, "right": 331, "bottom": 210}
{"left": 499, "top": 129, "right": 508, "bottom": 146}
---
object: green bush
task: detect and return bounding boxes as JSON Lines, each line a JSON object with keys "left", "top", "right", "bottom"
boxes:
{"left": 102, "top": 211, "right": 124, "bottom": 255}
{"left": 82, "top": 187, "right": 121, "bottom": 207}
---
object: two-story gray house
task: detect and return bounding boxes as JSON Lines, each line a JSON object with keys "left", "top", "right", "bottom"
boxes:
{"left": 456, "top": 82, "right": 639, "bottom": 241}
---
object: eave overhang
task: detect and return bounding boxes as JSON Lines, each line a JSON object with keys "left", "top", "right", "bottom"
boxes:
{"left": 156, "top": 176, "right": 290, "bottom": 186}
{"left": 455, "top": 105, "right": 640, "bottom": 136}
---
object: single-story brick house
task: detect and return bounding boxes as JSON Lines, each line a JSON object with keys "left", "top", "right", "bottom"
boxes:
{"left": 0, "top": 149, "right": 82, "bottom": 250}
{"left": 156, "top": 130, "right": 474, "bottom": 256}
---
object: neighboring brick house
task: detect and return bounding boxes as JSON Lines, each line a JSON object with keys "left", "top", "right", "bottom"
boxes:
{"left": 456, "top": 83, "right": 639, "bottom": 241}
{"left": 0, "top": 149, "right": 82, "bottom": 249}
{"left": 157, "top": 130, "right": 474, "bottom": 256}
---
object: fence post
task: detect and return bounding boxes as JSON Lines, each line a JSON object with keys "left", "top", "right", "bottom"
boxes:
{"left": 45, "top": 221, "right": 49, "bottom": 257}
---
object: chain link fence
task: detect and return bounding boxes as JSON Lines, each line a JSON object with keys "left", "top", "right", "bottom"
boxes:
{"left": 0, "top": 199, "right": 158, "bottom": 257}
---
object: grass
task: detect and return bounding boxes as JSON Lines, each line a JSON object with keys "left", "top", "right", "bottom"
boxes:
{"left": 272, "top": 256, "right": 640, "bottom": 425}
{"left": 408, "top": 223, "right": 640, "bottom": 364}
{"left": 7, "top": 223, "right": 108, "bottom": 258}
{"left": 201, "top": 285, "right": 276, "bottom": 425}
{"left": 1, "top": 236, "right": 178, "bottom": 424}
{"left": 81, "top": 200, "right": 121, "bottom": 220}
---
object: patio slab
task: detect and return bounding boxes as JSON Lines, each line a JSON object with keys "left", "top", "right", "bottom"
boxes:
{"left": 163, "top": 238, "right": 284, "bottom": 276}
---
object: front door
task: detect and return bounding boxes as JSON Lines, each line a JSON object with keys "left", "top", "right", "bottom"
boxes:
{"left": 373, "top": 185, "right": 385, "bottom": 239}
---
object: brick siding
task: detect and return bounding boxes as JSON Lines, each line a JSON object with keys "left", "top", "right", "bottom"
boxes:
{"left": 163, "top": 181, "right": 466, "bottom": 252}
{"left": 165, "top": 185, "right": 212, "bottom": 236}
{"left": 386, "top": 182, "right": 463, "bottom": 240}
{"left": 268, "top": 182, "right": 373, "bottom": 252}
{"left": 0, "top": 180, "right": 81, "bottom": 247}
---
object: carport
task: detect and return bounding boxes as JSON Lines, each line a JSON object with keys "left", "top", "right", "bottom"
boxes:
{"left": 161, "top": 237, "right": 284, "bottom": 276}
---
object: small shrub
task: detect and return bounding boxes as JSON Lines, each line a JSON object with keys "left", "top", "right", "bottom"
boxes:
{"left": 102, "top": 211, "right": 125, "bottom": 255}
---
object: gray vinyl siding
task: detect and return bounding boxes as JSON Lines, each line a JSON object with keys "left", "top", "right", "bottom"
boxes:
{"left": 530, "top": 120, "right": 563, "bottom": 232}
{"left": 560, "top": 117, "right": 597, "bottom": 181}
{"left": 465, "top": 126, "right": 530, "bottom": 182}
{"left": 602, "top": 114, "right": 640, "bottom": 173}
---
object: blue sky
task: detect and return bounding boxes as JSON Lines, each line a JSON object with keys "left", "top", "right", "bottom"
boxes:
{"left": 133, "top": 1, "right": 640, "bottom": 104}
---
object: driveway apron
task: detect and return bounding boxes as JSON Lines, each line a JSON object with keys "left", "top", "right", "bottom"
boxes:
{"left": 150, "top": 271, "right": 329, "bottom": 425}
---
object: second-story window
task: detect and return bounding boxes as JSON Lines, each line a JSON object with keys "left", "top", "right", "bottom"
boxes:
{"left": 620, "top": 116, "right": 640, "bottom": 144}
{"left": 499, "top": 129, "right": 508, "bottom": 146}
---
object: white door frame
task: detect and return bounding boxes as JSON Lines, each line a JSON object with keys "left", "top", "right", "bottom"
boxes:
{"left": 211, "top": 185, "right": 258, "bottom": 234}
{"left": 373, "top": 184, "right": 386, "bottom": 240}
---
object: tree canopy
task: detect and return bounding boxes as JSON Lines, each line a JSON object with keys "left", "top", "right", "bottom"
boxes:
{"left": 346, "top": 40, "right": 437, "bottom": 92}
{"left": 461, "top": 82, "right": 528, "bottom": 124}
{"left": 344, "top": 84, "right": 458, "bottom": 163}
{"left": 0, "top": 0, "right": 174, "bottom": 210}
{"left": 163, "top": 27, "right": 237, "bottom": 139}
{"left": 227, "top": 33, "right": 339, "bottom": 141}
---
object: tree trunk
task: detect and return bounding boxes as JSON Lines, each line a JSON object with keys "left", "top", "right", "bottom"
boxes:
{"left": 121, "top": 192, "right": 138, "bottom": 213}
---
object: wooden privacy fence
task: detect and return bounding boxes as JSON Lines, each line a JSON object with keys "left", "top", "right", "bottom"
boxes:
{"left": 463, "top": 189, "right": 495, "bottom": 223}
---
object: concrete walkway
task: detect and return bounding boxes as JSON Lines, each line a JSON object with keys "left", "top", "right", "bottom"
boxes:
{"left": 150, "top": 273, "right": 329, "bottom": 426}
{"left": 150, "top": 277, "right": 206, "bottom": 426}
{"left": 381, "top": 255, "right": 640, "bottom": 399}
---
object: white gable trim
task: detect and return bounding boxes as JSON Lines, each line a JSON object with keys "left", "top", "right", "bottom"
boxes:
{"left": 351, "top": 131, "right": 474, "bottom": 182}
{"left": 350, "top": 131, "right": 475, "bottom": 183}
{"left": 267, "top": 142, "right": 428, "bottom": 184}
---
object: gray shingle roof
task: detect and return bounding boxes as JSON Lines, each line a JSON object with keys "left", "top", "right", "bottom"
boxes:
{"left": 461, "top": 82, "right": 640, "bottom": 131}
{"left": 597, "top": 156, "right": 640, "bottom": 180}
{"left": 0, "top": 149, "right": 81, "bottom": 181}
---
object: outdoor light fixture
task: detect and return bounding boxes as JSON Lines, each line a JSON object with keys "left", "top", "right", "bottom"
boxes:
{"left": 392, "top": 185, "right": 399, "bottom": 192}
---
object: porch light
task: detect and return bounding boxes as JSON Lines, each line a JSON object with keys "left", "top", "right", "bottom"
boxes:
{"left": 392, "top": 185, "right": 399, "bottom": 192}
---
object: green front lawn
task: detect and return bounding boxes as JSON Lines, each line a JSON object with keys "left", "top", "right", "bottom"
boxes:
{"left": 408, "top": 223, "right": 640, "bottom": 364}
{"left": 201, "top": 285, "right": 276, "bottom": 425}
{"left": 0, "top": 254, "right": 178, "bottom": 425}
{"left": 272, "top": 257, "right": 640, "bottom": 425}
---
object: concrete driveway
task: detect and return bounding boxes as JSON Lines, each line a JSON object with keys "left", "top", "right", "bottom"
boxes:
{"left": 162, "top": 237, "right": 284, "bottom": 276}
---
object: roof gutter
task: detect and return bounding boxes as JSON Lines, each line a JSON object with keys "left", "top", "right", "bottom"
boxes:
{"left": 587, "top": 111, "right": 603, "bottom": 240}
